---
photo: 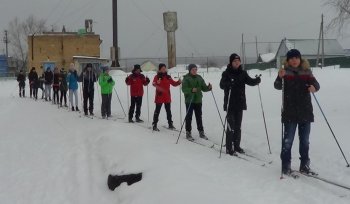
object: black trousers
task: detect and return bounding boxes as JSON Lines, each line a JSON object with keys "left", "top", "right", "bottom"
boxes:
{"left": 185, "top": 103, "right": 204, "bottom": 132}
{"left": 129, "top": 96, "right": 143, "bottom": 119}
{"left": 33, "top": 88, "right": 38, "bottom": 99}
{"left": 30, "top": 83, "right": 34, "bottom": 97}
{"left": 153, "top": 103, "right": 172, "bottom": 125}
{"left": 19, "top": 85, "right": 25, "bottom": 97}
{"left": 60, "top": 90, "right": 67, "bottom": 105}
{"left": 83, "top": 90, "right": 94, "bottom": 114}
{"left": 53, "top": 87, "right": 59, "bottom": 103}
{"left": 226, "top": 110, "right": 243, "bottom": 151}
{"left": 101, "top": 94, "right": 112, "bottom": 117}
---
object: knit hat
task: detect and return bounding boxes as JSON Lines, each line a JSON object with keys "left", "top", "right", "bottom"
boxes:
{"left": 158, "top": 63, "right": 166, "bottom": 70}
{"left": 101, "top": 66, "right": 110, "bottom": 72}
{"left": 188, "top": 64, "right": 197, "bottom": 73}
{"left": 86, "top": 63, "right": 93, "bottom": 68}
{"left": 286, "top": 49, "right": 301, "bottom": 61}
{"left": 133, "top": 64, "right": 142, "bottom": 72}
{"left": 229, "top": 53, "right": 241, "bottom": 64}
{"left": 31, "top": 67, "right": 35, "bottom": 71}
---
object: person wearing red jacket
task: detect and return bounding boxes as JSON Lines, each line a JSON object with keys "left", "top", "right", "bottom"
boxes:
{"left": 152, "top": 63, "right": 181, "bottom": 131}
{"left": 125, "top": 64, "right": 150, "bottom": 123}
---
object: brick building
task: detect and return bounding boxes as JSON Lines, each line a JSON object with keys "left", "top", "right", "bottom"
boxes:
{"left": 28, "top": 31, "right": 101, "bottom": 75}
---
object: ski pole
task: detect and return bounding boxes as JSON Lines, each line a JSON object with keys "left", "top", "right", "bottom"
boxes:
{"left": 178, "top": 73, "right": 183, "bottom": 126}
{"left": 211, "top": 90, "right": 225, "bottom": 128}
{"left": 126, "top": 75, "right": 130, "bottom": 108}
{"left": 255, "top": 74, "right": 272, "bottom": 154}
{"left": 113, "top": 87, "right": 127, "bottom": 118}
{"left": 219, "top": 88, "right": 232, "bottom": 158}
{"left": 280, "top": 74, "right": 285, "bottom": 179}
{"left": 312, "top": 92, "right": 350, "bottom": 167}
{"left": 146, "top": 75, "right": 150, "bottom": 124}
{"left": 176, "top": 95, "right": 194, "bottom": 144}
{"left": 79, "top": 78, "right": 84, "bottom": 113}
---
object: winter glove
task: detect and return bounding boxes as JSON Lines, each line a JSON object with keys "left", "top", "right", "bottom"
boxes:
{"left": 107, "top": 77, "right": 113, "bottom": 83}
{"left": 146, "top": 77, "right": 150, "bottom": 84}
{"left": 125, "top": 77, "right": 129, "bottom": 84}
{"left": 223, "top": 103, "right": 227, "bottom": 112}
{"left": 255, "top": 76, "right": 261, "bottom": 84}
{"left": 208, "top": 83, "right": 212, "bottom": 91}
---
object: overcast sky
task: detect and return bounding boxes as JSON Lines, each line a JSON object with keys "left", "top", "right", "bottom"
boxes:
{"left": 0, "top": 0, "right": 347, "bottom": 59}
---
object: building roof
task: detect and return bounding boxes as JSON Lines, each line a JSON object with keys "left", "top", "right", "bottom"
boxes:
{"left": 258, "top": 53, "right": 276, "bottom": 63}
{"left": 277, "top": 39, "right": 345, "bottom": 56}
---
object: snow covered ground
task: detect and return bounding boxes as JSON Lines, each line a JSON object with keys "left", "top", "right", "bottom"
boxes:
{"left": 1, "top": 67, "right": 350, "bottom": 204}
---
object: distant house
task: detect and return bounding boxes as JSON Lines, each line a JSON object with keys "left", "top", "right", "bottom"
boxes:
{"left": 141, "top": 60, "right": 157, "bottom": 72}
{"left": 257, "top": 53, "right": 276, "bottom": 63}
{"left": 275, "top": 39, "right": 346, "bottom": 68}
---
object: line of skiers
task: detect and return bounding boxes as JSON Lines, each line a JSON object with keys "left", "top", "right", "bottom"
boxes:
{"left": 16, "top": 49, "right": 319, "bottom": 176}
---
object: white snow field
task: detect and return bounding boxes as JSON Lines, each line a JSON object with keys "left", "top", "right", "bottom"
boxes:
{"left": 1, "top": 67, "right": 350, "bottom": 204}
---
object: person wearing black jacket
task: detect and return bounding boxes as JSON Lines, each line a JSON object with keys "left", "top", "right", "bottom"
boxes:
{"left": 59, "top": 68, "right": 68, "bottom": 107}
{"left": 44, "top": 67, "right": 53, "bottom": 101}
{"left": 80, "top": 63, "right": 97, "bottom": 115}
{"left": 219, "top": 53, "right": 261, "bottom": 156}
{"left": 274, "top": 49, "right": 320, "bottom": 175}
{"left": 16, "top": 70, "right": 26, "bottom": 97}
{"left": 52, "top": 67, "right": 61, "bottom": 104}
{"left": 28, "top": 67, "right": 38, "bottom": 98}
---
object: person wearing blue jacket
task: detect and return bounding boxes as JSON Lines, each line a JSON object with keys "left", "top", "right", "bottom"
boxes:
{"left": 67, "top": 63, "right": 79, "bottom": 111}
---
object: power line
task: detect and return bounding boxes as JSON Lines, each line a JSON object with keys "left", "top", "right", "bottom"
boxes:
{"left": 130, "top": 0, "right": 163, "bottom": 31}
{"left": 44, "top": 0, "right": 66, "bottom": 24}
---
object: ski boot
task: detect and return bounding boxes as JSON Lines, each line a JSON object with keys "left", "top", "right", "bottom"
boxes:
{"left": 199, "top": 131, "right": 208, "bottom": 140}
{"left": 226, "top": 149, "right": 237, "bottom": 156}
{"left": 234, "top": 146, "right": 245, "bottom": 154}
{"left": 152, "top": 123, "right": 159, "bottom": 131}
{"left": 299, "top": 161, "right": 318, "bottom": 176}
{"left": 168, "top": 122, "right": 175, "bottom": 130}
{"left": 186, "top": 131, "right": 195, "bottom": 141}
{"left": 135, "top": 118, "right": 143, "bottom": 123}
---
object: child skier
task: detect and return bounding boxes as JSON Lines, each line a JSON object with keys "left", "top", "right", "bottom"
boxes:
{"left": 28, "top": 67, "right": 38, "bottom": 98}
{"left": 181, "top": 64, "right": 212, "bottom": 141}
{"left": 98, "top": 66, "right": 115, "bottom": 119}
{"left": 125, "top": 64, "right": 150, "bottom": 123}
{"left": 152, "top": 63, "right": 181, "bottom": 131}
{"left": 16, "top": 70, "right": 26, "bottom": 97}
{"left": 67, "top": 63, "right": 79, "bottom": 111}
{"left": 274, "top": 49, "right": 320, "bottom": 175}
{"left": 52, "top": 67, "right": 60, "bottom": 104}
{"left": 44, "top": 67, "right": 53, "bottom": 101}
{"left": 80, "top": 63, "right": 97, "bottom": 116}
{"left": 220, "top": 53, "right": 261, "bottom": 156}
{"left": 59, "top": 68, "right": 68, "bottom": 107}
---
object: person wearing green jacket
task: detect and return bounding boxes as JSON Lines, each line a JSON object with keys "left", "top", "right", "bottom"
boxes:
{"left": 182, "top": 64, "right": 212, "bottom": 141}
{"left": 99, "top": 66, "right": 115, "bottom": 119}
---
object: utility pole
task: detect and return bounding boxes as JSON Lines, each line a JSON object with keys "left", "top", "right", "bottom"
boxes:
{"left": 316, "top": 14, "right": 325, "bottom": 68}
{"left": 111, "top": 0, "right": 120, "bottom": 67}
{"left": 255, "top": 36, "right": 259, "bottom": 61}
{"left": 3, "top": 30, "right": 9, "bottom": 58}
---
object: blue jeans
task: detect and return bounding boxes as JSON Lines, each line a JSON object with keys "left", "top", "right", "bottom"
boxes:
{"left": 281, "top": 122, "right": 311, "bottom": 169}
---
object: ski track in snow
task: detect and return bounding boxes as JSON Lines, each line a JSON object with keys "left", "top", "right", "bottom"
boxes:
{"left": 1, "top": 68, "right": 350, "bottom": 204}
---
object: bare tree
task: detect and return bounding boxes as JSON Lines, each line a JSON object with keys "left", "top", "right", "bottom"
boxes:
{"left": 8, "top": 15, "right": 47, "bottom": 71}
{"left": 326, "top": 0, "right": 350, "bottom": 33}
